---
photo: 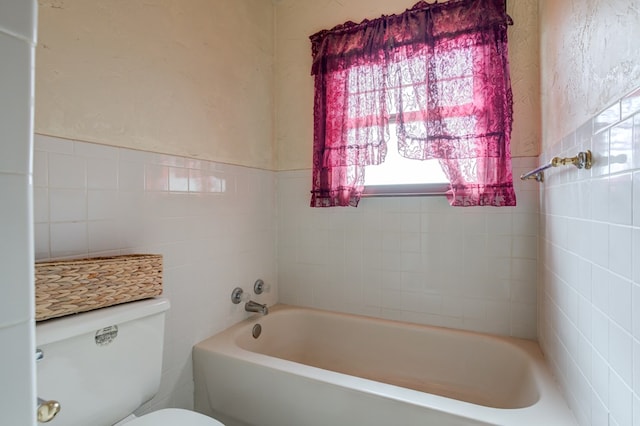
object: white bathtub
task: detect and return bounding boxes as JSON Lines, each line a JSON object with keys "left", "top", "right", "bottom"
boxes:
{"left": 193, "top": 304, "right": 575, "bottom": 426}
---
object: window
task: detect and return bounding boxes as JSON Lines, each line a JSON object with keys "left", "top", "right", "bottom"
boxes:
{"left": 310, "top": 0, "right": 515, "bottom": 207}
{"left": 357, "top": 48, "right": 475, "bottom": 196}
{"left": 363, "top": 124, "right": 450, "bottom": 196}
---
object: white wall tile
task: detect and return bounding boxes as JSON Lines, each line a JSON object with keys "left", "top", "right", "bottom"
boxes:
{"left": 277, "top": 166, "right": 539, "bottom": 338}
{"left": 34, "top": 134, "right": 73, "bottom": 154}
{"left": 119, "top": 161, "right": 145, "bottom": 192}
{"left": 145, "top": 164, "right": 169, "bottom": 191}
{"left": 87, "top": 220, "right": 121, "bottom": 254}
{"left": 33, "top": 150, "right": 48, "bottom": 187}
{"left": 610, "top": 118, "right": 634, "bottom": 174}
{"left": 49, "top": 189, "right": 87, "bottom": 222}
{"left": 0, "top": 4, "right": 36, "bottom": 425}
{"left": 33, "top": 187, "right": 48, "bottom": 223}
{"left": 610, "top": 320, "right": 633, "bottom": 387}
{"left": 0, "top": 0, "right": 36, "bottom": 42}
{"left": 634, "top": 114, "right": 640, "bottom": 171}
{"left": 591, "top": 350, "right": 610, "bottom": 403}
{"left": 49, "top": 153, "right": 86, "bottom": 189}
{"left": 592, "top": 131, "right": 611, "bottom": 176}
{"left": 49, "top": 222, "right": 87, "bottom": 259}
{"left": 609, "top": 274, "right": 633, "bottom": 332}
{"left": 610, "top": 370, "right": 633, "bottom": 426}
{"left": 634, "top": 229, "right": 640, "bottom": 285}
{"left": 88, "top": 190, "right": 118, "bottom": 221}
{"left": 0, "top": 32, "right": 32, "bottom": 175}
{"left": 0, "top": 322, "right": 36, "bottom": 426}
{"left": 33, "top": 223, "right": 49, "bottom": 260}
{"left": 609, "top": 173, "right": 633, "bottom": 225}
{"left": 634, "top": 171, "right": 640, "bottom": 227}
{"left": 33, "top": 139, "right": 278, "bottom": 413}
{"left": 590, "top": 222, "right": 610, "bottom": 269}
{"left": 609, "top": 225, "right": 633, "bottom": 279}
{"left": 87, "top": 157, "right": 118, "bottom": 190}
{"left": 541, "top": 89, "right": 640, "bottom": 426}
{"left": 74, "top": 141, "right": 118, "bottom": 159}
{"left": 169, "top": 167, "right": 189, "bottom": 192}
{"left": 591, "top": 176, "right": 610, "bottom": 222}
{"left": 0, "top": 174, "right": 33, "bottom": 327}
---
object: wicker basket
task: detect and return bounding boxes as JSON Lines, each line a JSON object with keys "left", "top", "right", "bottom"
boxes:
{"left": 35, "top": 254, "right": 163, "bottom": 321}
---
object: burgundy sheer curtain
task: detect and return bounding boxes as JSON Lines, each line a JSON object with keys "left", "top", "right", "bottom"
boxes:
{"left": 310, "top": 0, "right": 516, "bottom": 207}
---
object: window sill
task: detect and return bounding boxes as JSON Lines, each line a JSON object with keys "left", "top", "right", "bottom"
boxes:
{"left": 362, "top": 183, "right": 450, "bottom": 197}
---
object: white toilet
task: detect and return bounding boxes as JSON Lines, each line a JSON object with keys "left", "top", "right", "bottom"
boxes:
{"left": 36, "top": 297, "right": 224, "bottom": 426}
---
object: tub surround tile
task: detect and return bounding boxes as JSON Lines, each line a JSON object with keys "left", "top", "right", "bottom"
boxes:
{"left": 609, "top": 225, "right": 633, "bottom": 280}
{"left": 608, "top": 173, "right": 633, "bottom": 225}
{"left": 609, "top": 370, "right": 633, "bottom": 426}
{"left": 591, "top": 130, "right": 610, "bottom": 178}
{"left": 633, "top": 115, "right": 640, "bottom": 170}
{"left": 590, "top": 176, "right": 610, "bottom": 222}
{"left": 634, "top": 229, "right": 640, "bottom": 285}
{"left": 634, "top": 171, "right": 640, "bottom": 227}
{"left": 609, "top": 321, "right": 633, "bottom": 388}
{"left": 540, "top": 95, "right": 640, "bottom": 426}
{"left": 278, "top": 156, "right": 540, "bottom": 339}
{"left": 610, "top": 118, "right": 634, "bottom": 174}
{"left": 621, "top": 88, "right": 640, "bottom": 119}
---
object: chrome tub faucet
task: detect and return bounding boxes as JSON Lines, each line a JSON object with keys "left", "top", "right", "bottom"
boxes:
{"left": 245, "top": 300, "right": 268, "bottom": 315}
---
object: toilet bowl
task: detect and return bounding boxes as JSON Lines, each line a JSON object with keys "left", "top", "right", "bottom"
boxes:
{"left": 126, "top": 409, "right": 224, "bottom": 426}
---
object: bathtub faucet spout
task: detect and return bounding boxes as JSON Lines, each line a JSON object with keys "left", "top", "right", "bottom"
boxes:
{"left": 245, "top": 300, "right": 268, "bottom": 315}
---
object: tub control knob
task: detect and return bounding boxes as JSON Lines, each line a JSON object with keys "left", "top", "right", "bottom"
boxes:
{"left": 253, "top": 279, "right": 270, "bottom": 294}
{"left": 37, "top": 398, "right": 61, "bottom": 423}
{"left": 231, "top": 287, "right": 249, "bottom": 304}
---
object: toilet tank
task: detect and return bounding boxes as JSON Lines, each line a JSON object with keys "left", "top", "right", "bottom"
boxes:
{"left": 36, "top": 298, "right": 170, "bottom": 426}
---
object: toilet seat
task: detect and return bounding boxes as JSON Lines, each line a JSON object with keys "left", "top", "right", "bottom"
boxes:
{"left": 125, "top": 408, "right": 225, "bottom": 426}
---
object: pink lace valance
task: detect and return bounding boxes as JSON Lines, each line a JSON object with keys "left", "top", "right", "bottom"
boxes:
{"left": 310, "top": 0, "right": 516, "bottom": 207}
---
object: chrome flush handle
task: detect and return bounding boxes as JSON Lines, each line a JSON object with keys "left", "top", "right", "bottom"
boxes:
{"left": 36, "top": 349, "right": 61, "bottom": 423}
{"left": 37, "top": 398, "right": 61, "bottom": 423}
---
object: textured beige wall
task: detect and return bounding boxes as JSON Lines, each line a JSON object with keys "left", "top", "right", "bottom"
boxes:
{"left": 540, "top": 0, "right": 640, "bottom": 148}
{"left": 36, "top": 0, "right": 274, "bottom": 170}
{"left": 275, "top": 0, "right": 540, "bottom": 171}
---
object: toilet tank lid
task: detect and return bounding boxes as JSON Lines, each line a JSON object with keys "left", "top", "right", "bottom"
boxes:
{"left": 126, "top": 409, "right": 225, "bottom": 426}
{"left": 36, "top": 297, "right": 170, "bottom": 346}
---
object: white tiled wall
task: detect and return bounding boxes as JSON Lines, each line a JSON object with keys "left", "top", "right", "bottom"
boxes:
{"left": 33, "top": 135, "right": 278, "bottom": 412}
{"left": 0, "top": 1, "right": 37, "bottom": 425}
{"left": 539, "top": 88, "right": 640, "bottom": 426}
{"left": 277, "top": 157, "right": 540, "bottom": 339}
